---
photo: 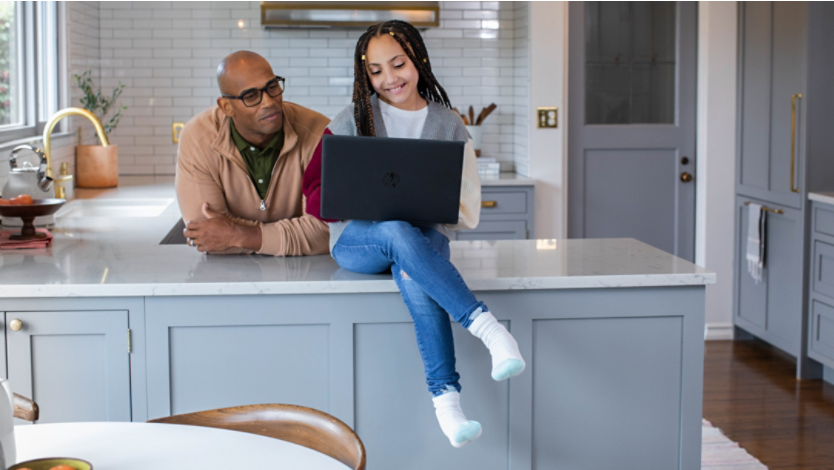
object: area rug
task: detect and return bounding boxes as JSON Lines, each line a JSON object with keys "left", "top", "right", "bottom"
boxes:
{"left": 702, "top": 419, "right": 768, "bottom": 469}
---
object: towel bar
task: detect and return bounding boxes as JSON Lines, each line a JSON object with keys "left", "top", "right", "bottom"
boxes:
{"left": 744, "top": 201, "right": 784, "bottom": 214}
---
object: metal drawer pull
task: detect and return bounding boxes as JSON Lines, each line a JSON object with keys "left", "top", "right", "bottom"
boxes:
{"left": 744, "top": 201, "right": 784, "bottom": 214}
{"left": 481, "top": 201, "right": 497, "bottom": 208}
{"left": 9, "top": 319, "right": 23, "bottom": 331}
{"left": 791, "top": 93, "right": 801, "bottom": 193}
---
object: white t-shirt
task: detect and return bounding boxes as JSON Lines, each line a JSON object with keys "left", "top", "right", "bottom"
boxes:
{"left": 378, "top": 99, "right": 428, "bottom": 139}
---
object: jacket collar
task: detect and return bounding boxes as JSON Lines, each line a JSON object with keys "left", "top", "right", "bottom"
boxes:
{"left": 211, "top": 106, "right": 298, "bottom": 168}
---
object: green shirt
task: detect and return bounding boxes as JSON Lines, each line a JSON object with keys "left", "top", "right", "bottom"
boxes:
{"left": 230, "top": 119, "right": 284, "bottom": 200}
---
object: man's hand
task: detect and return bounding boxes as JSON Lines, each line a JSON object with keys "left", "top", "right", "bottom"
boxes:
{"left": 183, "top": 203, "right": 263, "bottom": 253}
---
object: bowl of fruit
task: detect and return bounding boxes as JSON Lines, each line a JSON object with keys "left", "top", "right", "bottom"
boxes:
{"left": 0, "top": 195, "right": 65, "bottom": 240}
{"left": 8, "top": 459, "right": 92, "bottom": 470}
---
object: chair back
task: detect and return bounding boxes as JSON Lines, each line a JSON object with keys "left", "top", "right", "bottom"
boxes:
{"left": 149, "top": 404, "right": 365, "bottom": 470}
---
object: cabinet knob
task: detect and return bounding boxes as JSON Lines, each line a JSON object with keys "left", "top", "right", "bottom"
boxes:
{"left": 9, "top": 319, "right": 23, "bottom": 331}
{"left": 680, "top": 172, "right": 693, "bottom": 183}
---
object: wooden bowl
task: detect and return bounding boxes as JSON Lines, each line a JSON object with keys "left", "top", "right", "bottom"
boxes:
{"left": 0, "top": 199, "right": 65, "bottom": 240}
{"left": 8, "top": 457, "right": 93, "bottom": 470}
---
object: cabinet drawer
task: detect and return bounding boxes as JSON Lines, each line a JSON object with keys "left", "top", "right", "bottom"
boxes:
{"left": 810, "top": 300, "right": 834, "bottom": 364}
{"left": 480, "top": 191, "right": 527, "bottom": 214}
{"left": 813, "top": 241, "right": 834, "bottom": 300}
{"left": 814, "top": 205, "right": 834, "bottom": 238}
{"left": 455, "top": 220, "right": 526, "bottom": 240}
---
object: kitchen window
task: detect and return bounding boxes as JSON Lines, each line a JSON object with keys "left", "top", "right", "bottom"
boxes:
{"left": 0, "top": 1, "right": 63, "bottom": 143}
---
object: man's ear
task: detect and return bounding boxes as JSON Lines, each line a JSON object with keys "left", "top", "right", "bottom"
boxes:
{"left": 217, "top": 97, "right": 234, "bottom": 117}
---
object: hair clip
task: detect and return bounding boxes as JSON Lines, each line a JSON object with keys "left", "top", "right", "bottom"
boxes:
{"left": 361, "top": 55, "right": 366, "bottom": 60}
{"left": 423, "top": 58, "right": 427, "bottom": 63}
{"left": 390, "top": 32, "right": 395, "bottom": 36}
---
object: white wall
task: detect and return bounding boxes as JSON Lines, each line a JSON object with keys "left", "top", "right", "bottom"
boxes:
{"left": 527, "top": 1, "right": 568, "bottom": 239}
{"left": 696, "top": 2, "right": 738, "bottom": 339}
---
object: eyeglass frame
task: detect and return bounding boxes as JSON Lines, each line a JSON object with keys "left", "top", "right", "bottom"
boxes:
{"left": 221, "top": 76, "right": 286, "bottom": 107}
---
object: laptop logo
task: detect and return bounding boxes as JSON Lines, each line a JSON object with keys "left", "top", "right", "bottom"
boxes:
{"left": 383, "top": 172, "right": 401, "bottom": 188}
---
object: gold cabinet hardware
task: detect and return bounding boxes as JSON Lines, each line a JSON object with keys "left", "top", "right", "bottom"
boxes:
{"left": 680, "top": 172, "right": 693, "bottom": 183}
{"left": 9, "top": 319, "right": 23, "bottom": 331}
{"left": 791, "top": 93, "right": 801, "bottom": 193}
{"left": 744, "top": 201, "right": 784, "bottom": 214}
{"left": 481, "top": 201, "right": 497, "bottom": 208}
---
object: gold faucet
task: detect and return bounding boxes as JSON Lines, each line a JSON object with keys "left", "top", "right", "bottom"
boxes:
{"left": 42, "top": 107, "right": 110, "bottom": 178}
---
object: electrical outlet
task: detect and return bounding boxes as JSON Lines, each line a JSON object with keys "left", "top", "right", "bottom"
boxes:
{"left": 536, "top": 107, "right": 558, "bottom": 128}
{"left": 172, "top": 122, "right": 185, "bottom": 143}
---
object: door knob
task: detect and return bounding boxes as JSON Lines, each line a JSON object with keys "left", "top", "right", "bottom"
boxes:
{"left": 680, "top": 172, "right": 693, "bottom": 183}
{"left": 9, "top": 319, "right": 23, "bottom": 331}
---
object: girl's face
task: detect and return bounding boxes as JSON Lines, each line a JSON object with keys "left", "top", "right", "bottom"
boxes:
{"left": 365, "top": 34, "right": 426, "bottom": 111}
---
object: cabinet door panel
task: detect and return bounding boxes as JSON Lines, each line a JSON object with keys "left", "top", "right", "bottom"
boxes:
{"left": 810, "top": 300, "right": 834, "bottom": 365}
{"left": 737, "top": 2, "right": 806, "bottom": 208}
{"left": 6, "top": 311, "right": 131, "bottom": 424}
{"left": 0, "top": 313, "right": 6, "bottom": 379}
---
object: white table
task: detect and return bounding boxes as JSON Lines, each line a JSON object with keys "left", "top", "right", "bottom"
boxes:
{"left": 14, "top": 422, "right": 347, "bottom": 469}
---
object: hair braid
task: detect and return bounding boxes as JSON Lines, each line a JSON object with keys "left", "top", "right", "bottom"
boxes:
{"left": 351, "top": 20, "right": 452, "bottom": 136}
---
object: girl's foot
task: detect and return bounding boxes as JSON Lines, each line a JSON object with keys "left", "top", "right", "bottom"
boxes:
{"left": 432, "top": 391, "right": 482, "bottom": 448}
{"left": 468, "top": 310, "right": 526, "bottom": 381}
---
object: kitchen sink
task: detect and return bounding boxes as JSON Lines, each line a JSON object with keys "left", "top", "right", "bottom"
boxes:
{"left": 56, "top": 198, "right": 174, "bottom": 218}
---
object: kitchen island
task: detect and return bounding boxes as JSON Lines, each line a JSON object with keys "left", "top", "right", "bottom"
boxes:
{"left": 0, "top": 177, "right": 714, "bottom": 470}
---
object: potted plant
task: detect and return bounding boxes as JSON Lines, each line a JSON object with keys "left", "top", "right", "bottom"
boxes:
{"left": 72, "top": 69, "right": 127, "bottom": 188}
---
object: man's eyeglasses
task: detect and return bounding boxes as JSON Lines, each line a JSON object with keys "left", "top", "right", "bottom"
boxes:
{"left": 222, "top": 76, "right": 285, "bottom": 107}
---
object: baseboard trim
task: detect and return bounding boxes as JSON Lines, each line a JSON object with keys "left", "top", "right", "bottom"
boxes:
{"left": 705, "top": 323, "right": 735, "bottom": 341}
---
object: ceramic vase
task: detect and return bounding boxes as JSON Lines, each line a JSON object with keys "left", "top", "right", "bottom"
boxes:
{"left": 76, "top": 145, "right": 119, "bottom": 188}
{"left": 465, "top": 125, "right": 482, "bottom": 157}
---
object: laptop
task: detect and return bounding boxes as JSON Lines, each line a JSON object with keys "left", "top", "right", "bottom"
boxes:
{"left": 320, "top": 134, "right": 465, "bottom": 224}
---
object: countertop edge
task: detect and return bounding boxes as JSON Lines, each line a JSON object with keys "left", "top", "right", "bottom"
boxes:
{"left": 809, "top": 192, "right": 834, "bottom": 206}
{"left": 0, "top": 273, "right": 716, "bottom": 298}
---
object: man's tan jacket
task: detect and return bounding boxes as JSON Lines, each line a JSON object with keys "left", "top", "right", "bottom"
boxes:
{"left": 175, "top": 103, "right": 330, "bottom": 256}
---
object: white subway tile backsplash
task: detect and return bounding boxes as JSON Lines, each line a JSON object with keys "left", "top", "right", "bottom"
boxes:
{"left": 58, "top": 1, "right": 531, "bottom": 176}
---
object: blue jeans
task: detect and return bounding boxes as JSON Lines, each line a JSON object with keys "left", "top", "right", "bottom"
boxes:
{"left": 331, "top": 220, "right": 487, "bottom": 396}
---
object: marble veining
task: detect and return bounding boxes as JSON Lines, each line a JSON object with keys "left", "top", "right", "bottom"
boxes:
{"left": 0, "top": 177, "right": 714, "bottom": 298}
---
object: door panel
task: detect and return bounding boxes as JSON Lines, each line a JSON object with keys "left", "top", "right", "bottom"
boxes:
{"left": 6, "top": 311, "right": 131, "bottom": 424}
{"left": 736, "top": 2, "right": 807, "bottom": 208}
{"left": 569, "top": 2, "right": 697, "bottom": 261}
{"left": 583, "top": 148, "right": 677, "bottom": 254}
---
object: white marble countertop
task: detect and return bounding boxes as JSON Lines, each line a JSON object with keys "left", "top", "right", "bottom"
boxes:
{"left": 480, "top": 172, "right": 535, "bottom": 186}
{"left": 0, "top": 177, "right": 714, "bottom": 298}
{"left": 809, "top": 192, "right": 834, "bottom": 206}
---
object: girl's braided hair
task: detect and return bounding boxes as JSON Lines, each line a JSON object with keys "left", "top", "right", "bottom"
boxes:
{"left": 352, "top": 20, "right": 452, "bottom": 136}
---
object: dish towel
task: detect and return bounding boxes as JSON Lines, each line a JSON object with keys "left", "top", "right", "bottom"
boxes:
{"left": 746, "top": 203, "right": 766, "bottom": 284}
{"left": 0, "top": 229, "right": 53, "bottom": 250}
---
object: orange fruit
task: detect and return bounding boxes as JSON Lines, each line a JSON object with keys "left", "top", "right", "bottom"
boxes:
{"left": 0, "top": 198, "right": 9, "bottom": 205}
{"left": 10, "top": 195, "right": 33, "bottom": 205}
{"left": 49, "top": 465, "right": 76, "bottom": 470}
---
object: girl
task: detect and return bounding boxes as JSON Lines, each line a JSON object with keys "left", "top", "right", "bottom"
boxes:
{"left": 302, "top": 20, "right": 525, "bottom": 448}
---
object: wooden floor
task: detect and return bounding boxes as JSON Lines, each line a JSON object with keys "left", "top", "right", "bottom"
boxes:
{"left": 703, "top": 340, "right": 834, "bottom": 469}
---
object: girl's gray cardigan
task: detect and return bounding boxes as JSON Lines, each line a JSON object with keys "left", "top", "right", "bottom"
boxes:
{"left": 327, "top": 95, "right": 481, "bottom": 252}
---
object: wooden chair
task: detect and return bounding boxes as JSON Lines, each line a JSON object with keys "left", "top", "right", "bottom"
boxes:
{"left": 148, "top": 404, "right": 366, "bottom": 470}
{"left": 13, "top": 393, "right": 39, "bottom": 422}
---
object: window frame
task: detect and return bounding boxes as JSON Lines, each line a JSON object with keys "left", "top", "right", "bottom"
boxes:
{"left": 0, "top": 1, "right": 65, "bottom": 143}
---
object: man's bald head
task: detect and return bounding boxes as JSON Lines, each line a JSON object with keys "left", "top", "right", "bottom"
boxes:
{"left": 216, "top": 51, "right": 273, "bottom": 95}
{"left": 215, "top": 50, "right": 284, "bottom": 146}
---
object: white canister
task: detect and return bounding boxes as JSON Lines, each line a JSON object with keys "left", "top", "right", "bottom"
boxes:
{"left": 465, "top": 125, "right": 483, "bottom": 157}
{"left": 0, "top": 379, "right": 16, "bottom": 466}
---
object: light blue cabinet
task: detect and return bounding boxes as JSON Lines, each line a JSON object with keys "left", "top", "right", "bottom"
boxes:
{"left": 733, "top": 2, "right": 834, "bottom": 379}
{"left": 5, "top": 309, "right": 132, "bottom": 424}
{"left": 807, "top": 201, "right": 834, "bottom": 384}
{"left": 451, "top": 185, "right": 535, "bottom": 240}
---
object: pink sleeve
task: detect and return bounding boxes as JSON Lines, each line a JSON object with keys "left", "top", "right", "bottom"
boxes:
{"left": 302, "top": 128, "right": 337, "bottom": 222}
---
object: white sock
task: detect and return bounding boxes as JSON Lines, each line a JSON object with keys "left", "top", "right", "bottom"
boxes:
{"left": 468, "top": 310, "right": 526, "bottom": 381}
{"left": 432, "top": 391, "right": 482, "bottom": 448}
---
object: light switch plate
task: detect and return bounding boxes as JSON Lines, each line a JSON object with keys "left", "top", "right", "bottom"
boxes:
{"left": 172, "top": 122, "right": 185, "bottom": 143}
{"left": 536, "top": 107, "right": 558, "bottom": 128}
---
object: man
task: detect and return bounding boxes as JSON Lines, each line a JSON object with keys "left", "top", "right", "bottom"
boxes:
{"left": 176, "top": 51, "right": 330, "bottom": 256}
